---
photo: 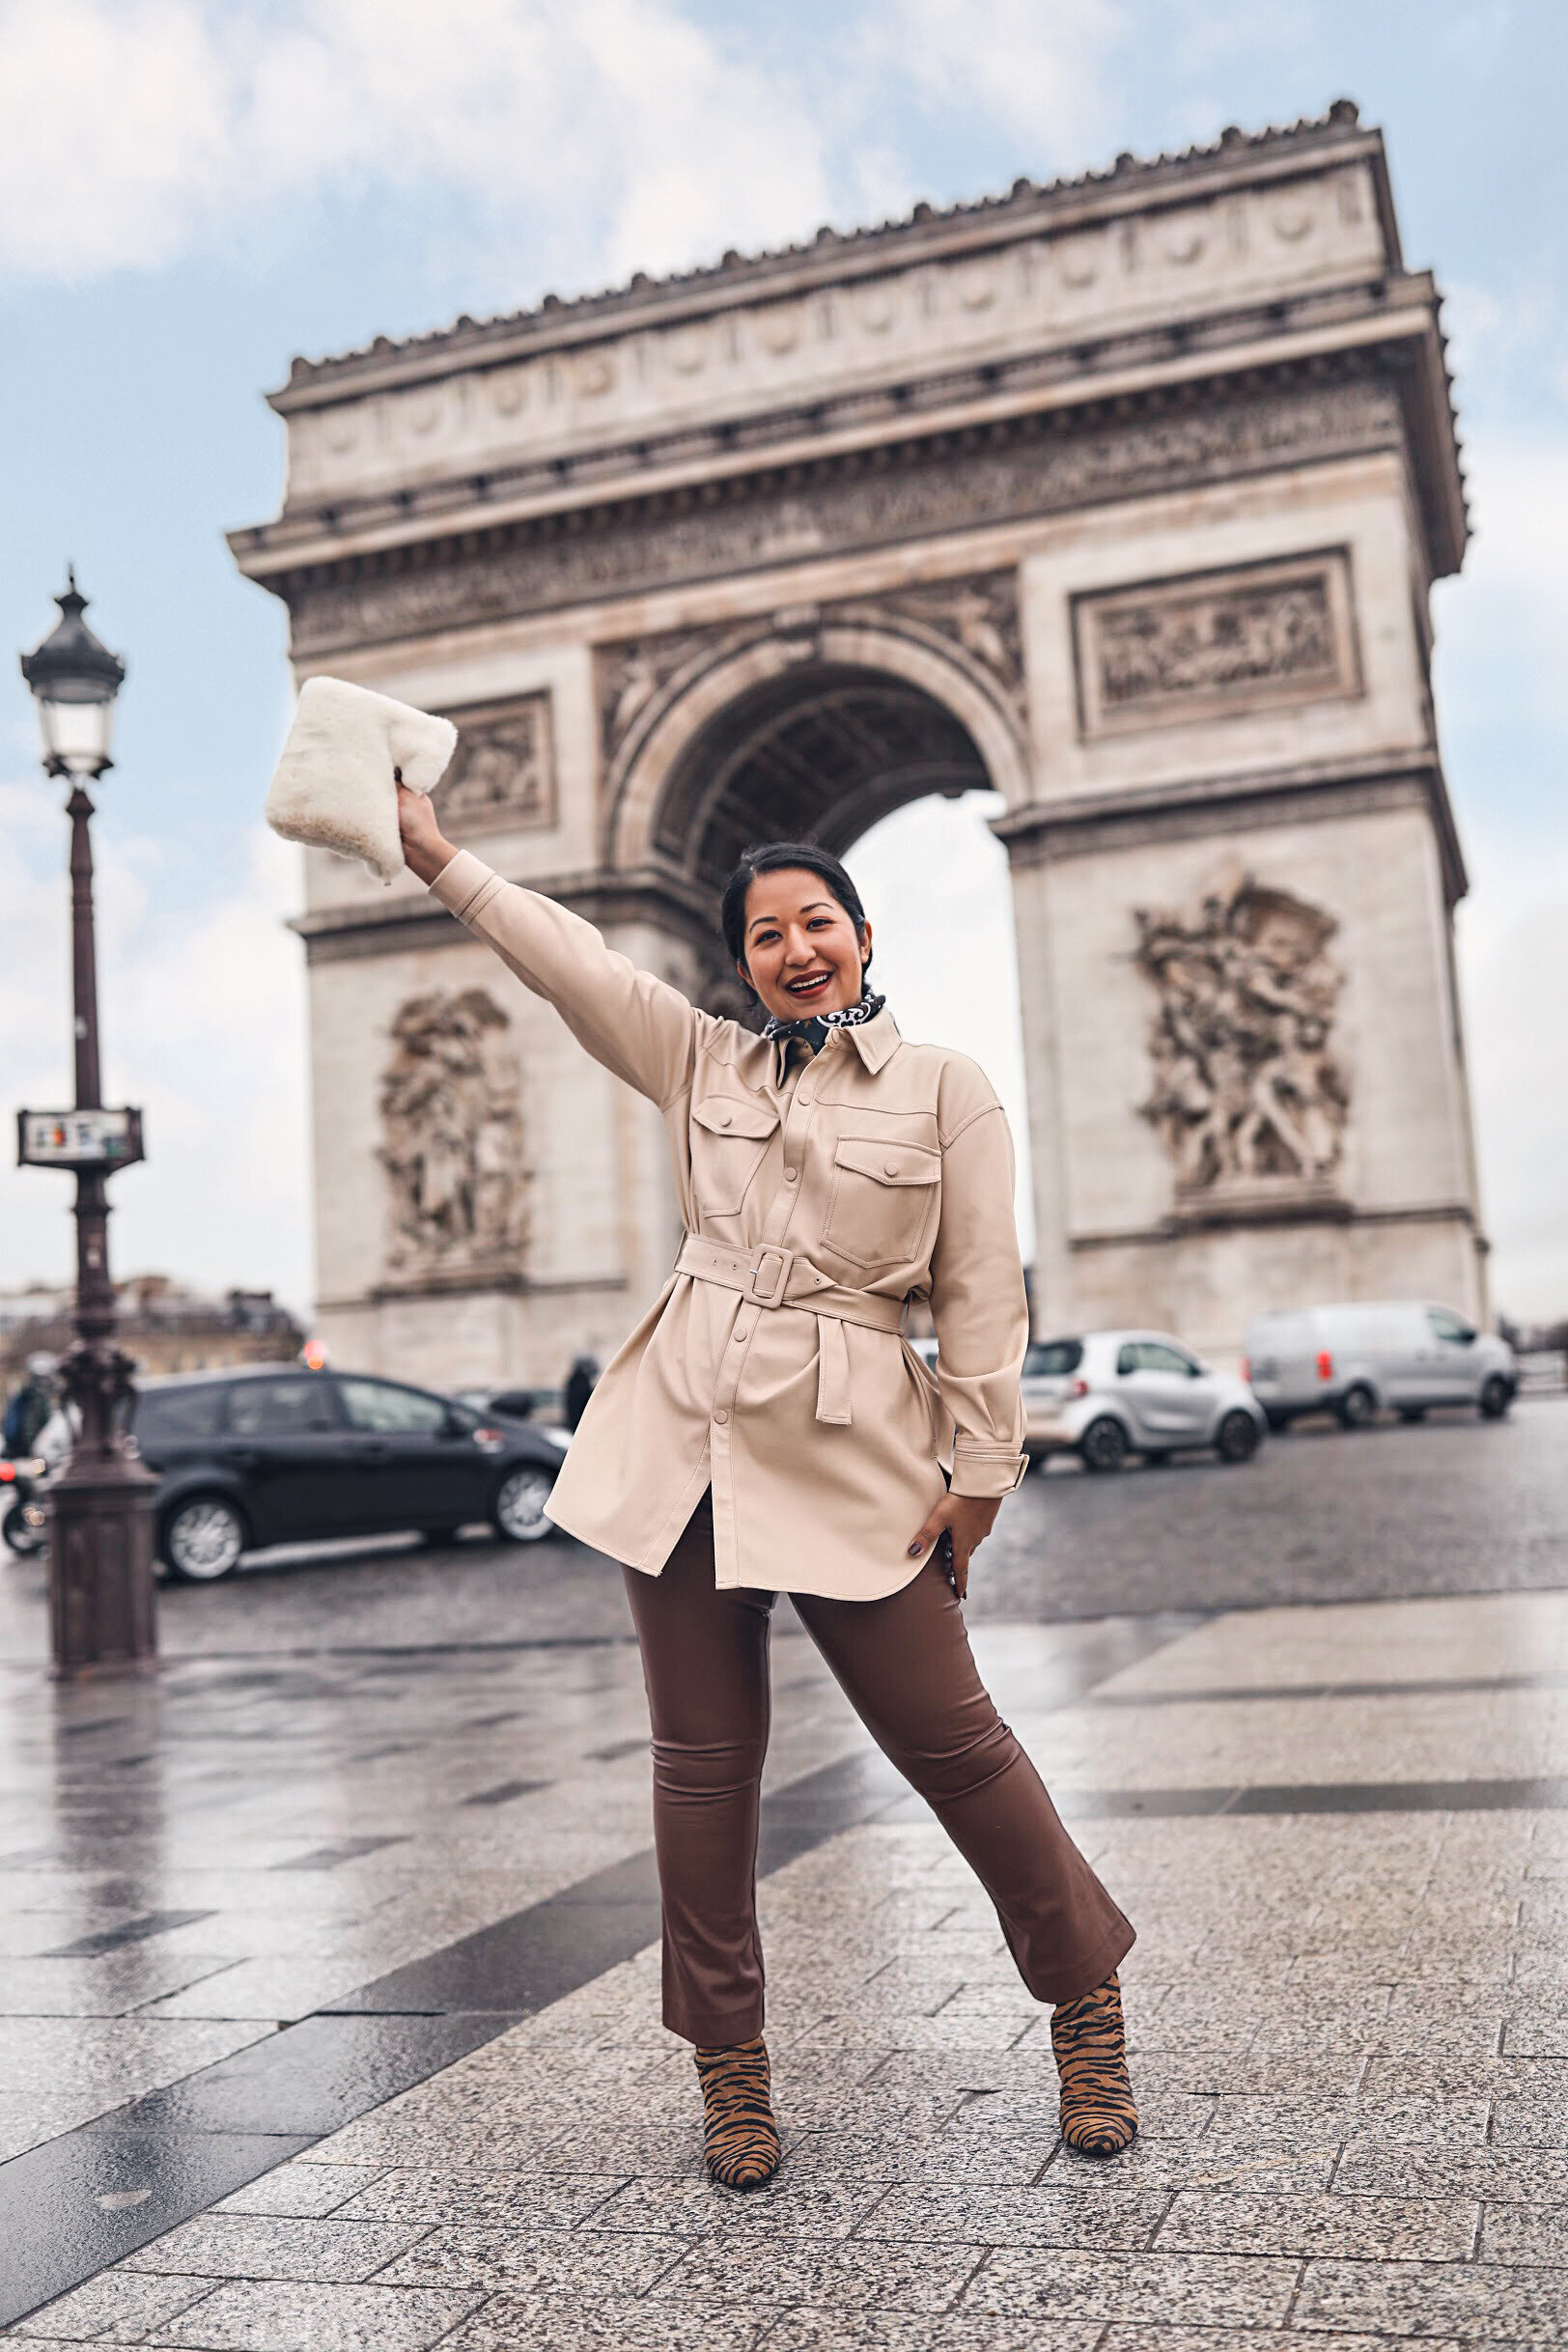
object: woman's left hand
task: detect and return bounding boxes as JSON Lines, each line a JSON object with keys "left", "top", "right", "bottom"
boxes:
{"left": 907, "top": 1493, "right": 1003, "bottom": 1601}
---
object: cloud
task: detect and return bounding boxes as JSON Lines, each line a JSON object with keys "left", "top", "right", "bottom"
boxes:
{"left": 0, "top": 779, "right": 312, "bottom": 1313}
{"left": 0, "top": 0, "right": 836, "bottom": 287}
{"left": 848, "top": 0, "right": 1125, "bottom": 157}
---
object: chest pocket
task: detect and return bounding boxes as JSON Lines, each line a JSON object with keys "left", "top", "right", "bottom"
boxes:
{"left": 690, "top": 1094, "right": 780, "bottom": 1216}
{"left": 822, "top": 1136, "right": 941, "bottom": 1268}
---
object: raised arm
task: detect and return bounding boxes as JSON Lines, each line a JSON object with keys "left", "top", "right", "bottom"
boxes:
{"left": 400, "top": 785, "right": 708, "bottom": 1108}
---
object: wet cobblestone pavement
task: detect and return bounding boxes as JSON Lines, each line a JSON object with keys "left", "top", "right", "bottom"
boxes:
{"left": 2, "top": 1400, "right": 1567, "bottom": 2344}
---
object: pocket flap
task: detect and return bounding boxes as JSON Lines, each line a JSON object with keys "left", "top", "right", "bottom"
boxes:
{"left": 692, "top": 1095, "right": 780, "bottom": 1140}
{"left": 834, "top": 1136, "right": 940, "bottom": 1187}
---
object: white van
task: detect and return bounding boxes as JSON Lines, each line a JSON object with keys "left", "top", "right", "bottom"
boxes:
{"left": 1243, "top": 1302, "right": 1517, "bottom": 1430}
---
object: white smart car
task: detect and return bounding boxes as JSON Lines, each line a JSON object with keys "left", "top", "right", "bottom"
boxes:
{"left": 1022, "top": 1330, "right": 1267, "bottom": 1472}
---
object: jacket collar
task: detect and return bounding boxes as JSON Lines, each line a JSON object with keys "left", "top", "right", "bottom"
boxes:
{"left": 770, "top": 1003, "right": 902, "bottom": 1084}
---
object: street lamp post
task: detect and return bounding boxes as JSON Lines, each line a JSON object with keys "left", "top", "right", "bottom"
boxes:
{"left": 18, "top": 574, "right": 157, "bottom": 1675}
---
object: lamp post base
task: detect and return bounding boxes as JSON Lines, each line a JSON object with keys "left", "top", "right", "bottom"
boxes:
{"left": 47, "top": 1458, "right": 158, "bottom": 1678}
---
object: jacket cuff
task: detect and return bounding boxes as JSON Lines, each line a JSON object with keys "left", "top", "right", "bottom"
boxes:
{"left": 429, "top": 848, "right": 497, "bottom": 921}
{"left": 950, "top": 1440, "right": 1029, "bottom": 1498}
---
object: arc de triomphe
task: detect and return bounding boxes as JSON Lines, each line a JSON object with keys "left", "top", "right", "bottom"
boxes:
{"left": 233, "top": 102, "right": 1486, "bottom": 1386}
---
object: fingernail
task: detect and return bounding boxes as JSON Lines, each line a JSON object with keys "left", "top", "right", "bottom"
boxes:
{"left": 908, "top": 1541, "right": 922, "bottom": 1556}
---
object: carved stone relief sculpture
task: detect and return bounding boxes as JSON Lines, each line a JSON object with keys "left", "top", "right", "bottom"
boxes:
{"left": 1135, "top": 864, "right": 1349, "bottom": 1205}
{"left": 438, "top": 695, "right": 556, "bottom": 830}
{"left": 595, "top": 570, "right": 1025, "bottom": 768}
{"left": 379, "top": 988, "right": 530, "bottom": 1278}
{"left": 1076, "top": 548, "right": 1360, "bottom": 734}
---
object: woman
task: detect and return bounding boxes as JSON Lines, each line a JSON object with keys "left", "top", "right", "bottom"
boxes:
{"left": 398, "top": 786, "right": 1137, "bottom": 2187}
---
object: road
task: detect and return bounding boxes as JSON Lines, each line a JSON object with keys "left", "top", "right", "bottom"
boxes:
{"left": 2, "top": 1396, "right": 1563, "bottom": 1662}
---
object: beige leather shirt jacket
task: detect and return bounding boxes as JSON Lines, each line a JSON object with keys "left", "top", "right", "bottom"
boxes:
{"left": 431, "top": 850, "right": 1029, "bottom": 1600}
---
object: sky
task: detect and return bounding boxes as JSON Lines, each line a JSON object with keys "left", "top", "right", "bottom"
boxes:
{"left": 2, "top": 0, "right": 1565, "bottom": 1328}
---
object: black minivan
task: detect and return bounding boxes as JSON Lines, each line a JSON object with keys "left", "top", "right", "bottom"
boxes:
{"left": 130, "top": 1365, "right": 567, "bottom": 1581}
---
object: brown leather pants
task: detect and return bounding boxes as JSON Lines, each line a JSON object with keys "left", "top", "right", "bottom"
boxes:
{"left": 622, "top": 1490, "right": 1134, "bottom": 2046}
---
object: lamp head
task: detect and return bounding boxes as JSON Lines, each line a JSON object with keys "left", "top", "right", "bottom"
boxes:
{"left": 20, "top": 569, "right": 126, "bottom": 777}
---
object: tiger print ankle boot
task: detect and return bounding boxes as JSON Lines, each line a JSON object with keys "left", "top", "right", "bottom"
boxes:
{"left": 1050, "top": 1970, "right": 1138, "bottom": 2158}
{"left": 693, "top": 2036, "right": 780, "bottom": 2189}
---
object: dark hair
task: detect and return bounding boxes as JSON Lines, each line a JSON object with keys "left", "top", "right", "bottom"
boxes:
{"left": 720, "top": 841, "right": 872, "bottom": 996}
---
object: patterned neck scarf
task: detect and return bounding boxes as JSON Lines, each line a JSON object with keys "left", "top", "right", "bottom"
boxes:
{"left": 761, "top": 990, "right": 886, "bottom": 1058}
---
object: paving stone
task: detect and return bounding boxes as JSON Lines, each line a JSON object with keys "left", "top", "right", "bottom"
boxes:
{"left": 434, "top": 2294, "right": 772, "bottom": 2349}
{"left": 375, "top": 2223, "right": 680, "bottom": 2295}
{"left": 1490, "top": 2095, "right": 1568, "bottom": 2147}
{"left": 1041, "top": 2139, "right": 1334, "bottom": 2195}
{"left": 1203, "top": 2096, "right": 1491, "bottom": 2150}
{"left": 857, "top": 2181, "right": 1168, "bottom": 2250}
{"left": 1332, "top": 2144, "right": 1568, "bottom": 2201}
{"left": 1155, "top": 2188, "right": 1477, "bottom": 2259}
{"left": 761, "top": 2311, "right": 1101, "bottom": 2351}
{"left": 650, "top": 2237, "right": 982, "bottom": 2310}
{"left": 960, "top": 2248, "right": 1300, "bottom": 2325}
{"left": 1296, "top": 2256, "right": 1568, "bottom": 2337}
{"left": 783, "top": 2127, "right": 1060, "bottom": 2184}
{"left": 155, "top": 2279, "right": 487, "bottom": 2349}
{"left": 6, "top": 2269, "right": 215, "bottom": 2341}
{"left": 212, "top": 2167, "right": 387, "bottom": 2220}
{"left": 121, "top": 2216, "right": 430, "bottom": 2284}
{"left": 590, "top": 2174, "right": 879, "bottom": 2238}
{"left": 1479, "top": 2201, "right": 1568, "bottom": 2264}
{"left": 1098, "top": 2334, "right": 1484, "bottom": 2352}
{"left": 331, "top": 2167, "right": 628, "bottom": 2228}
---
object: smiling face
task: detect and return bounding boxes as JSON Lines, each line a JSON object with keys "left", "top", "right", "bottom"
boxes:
{"left": 739, "top": 866, "right": 873, "bottom": 1024}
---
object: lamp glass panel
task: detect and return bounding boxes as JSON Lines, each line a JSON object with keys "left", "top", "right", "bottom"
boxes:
{"left": 39, "top": 690, "right": 114, "bottom": 774}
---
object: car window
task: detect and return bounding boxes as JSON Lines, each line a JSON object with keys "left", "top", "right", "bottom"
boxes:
{"left": 1427, "top": 1307, "right": 1475, "bottom": 1346}
{"left": 1115, "top": 1343, "right": 1139, "bottom": 1377}
{"left": 1023, "top": 1340, "right": 1083, "bottom": 1378}
{"left": 135, "top": 1386, "right": 225, "bottom": 1442}
{"left": 1136, "top": 1342, "right": 1199, "bottom": 1377}
{"left": 227, "top": 1378, "right": 338, "bottom": 1437}
{"left": 339, "top": 1378, "right": 449, "bottom": 1436}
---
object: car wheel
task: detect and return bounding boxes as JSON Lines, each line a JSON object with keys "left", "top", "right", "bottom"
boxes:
{"left": 492, "top": 1466, "right": 554, "bottom": 1542}
{"left": 1398, "top": 1409, "right": 1427, "bottom": 1424}
{"left": 1480, "top": 1375, "right": 1512, "bottom": 1421}
{"left": 1217, "top": 1410, "right": 1260, "bottom": 1464}
{"left": 1079, "top": 1417, "right": 1129, "bottom": 1473}
{"left": 1336, "top": 1384, "right": 1376, "bottom": 1430}
{"left": 160, "top": 1494, "right": 246, "bottom": 1582}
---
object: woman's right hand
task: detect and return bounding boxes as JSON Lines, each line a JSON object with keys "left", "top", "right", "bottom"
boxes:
{"left": 397, "top": 782, "right": 457, "bottom": 886}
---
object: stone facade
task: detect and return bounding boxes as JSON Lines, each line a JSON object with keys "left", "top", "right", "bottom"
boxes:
{"left": 233, "top": 103, "right": 1485, "bottom": 1381}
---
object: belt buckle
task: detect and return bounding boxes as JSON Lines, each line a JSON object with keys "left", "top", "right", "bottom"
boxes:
{"left": 748, "top": 1245, "right": 794, "bottom": 1306}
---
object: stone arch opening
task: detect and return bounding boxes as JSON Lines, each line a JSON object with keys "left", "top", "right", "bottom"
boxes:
{"left": 654, "top": 660, "right": 994, "bottom": 890}
{"left": 605, "top": 617, "right": 1030, "bottom": 882}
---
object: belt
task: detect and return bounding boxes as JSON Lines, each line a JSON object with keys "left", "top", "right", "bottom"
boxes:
{"left": 674, "top": 1233, "right": 906, "bottom": 1427}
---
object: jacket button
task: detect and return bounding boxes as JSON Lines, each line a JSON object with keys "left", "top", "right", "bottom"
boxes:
{"left": 798, "top": 1090, "right": 811, "bottom": 1105}
{"left": 718, "top": 1111, "right": 733, "bottom": 1128}
{"left": 714, "top": 1408, "right": 729, "bottom": 1425}
{"left": 784, "top": 1167, "right": 798, "bottom": 1182}
{"left": 884, "top": 1161, "right": 898, "bottom": 1177}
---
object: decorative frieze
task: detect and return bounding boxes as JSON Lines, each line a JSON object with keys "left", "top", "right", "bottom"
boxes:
{"left": 595, "top": 569, "right": 1023, "bottom": 765}
{"left": 378, "top": 988, "right": 530, "bottom": 1281}
{"left": 284, "top": 381, "right": 1400, "bottom": 656}
{"left": 1075, "top": 549, "right": 1360, "bottom": 735}
{"left": 1135, "top": 864, "right": 1349, "bottom": 1203}
{"left": 437, "top": 694, "right": 556, "bottom": 832}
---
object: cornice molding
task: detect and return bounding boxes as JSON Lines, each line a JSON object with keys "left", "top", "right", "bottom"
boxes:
{"left": 272, "top": 104, "right": 1386, "bottom": 407}
{"left": 994, "top": 749, "right": 1469, "bottom": 906}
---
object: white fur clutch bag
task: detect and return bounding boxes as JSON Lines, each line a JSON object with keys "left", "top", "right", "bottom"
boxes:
{"left": 264, "top": 676, "right": 458, "bottom": 884}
